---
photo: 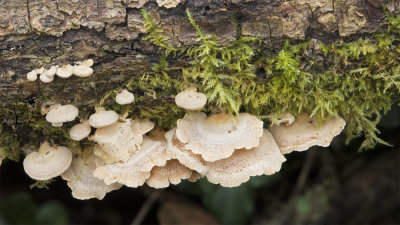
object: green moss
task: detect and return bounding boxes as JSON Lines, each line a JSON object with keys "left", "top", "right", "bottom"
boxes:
{"left": 137, "top": 9, "right": 400, "bottom": 151}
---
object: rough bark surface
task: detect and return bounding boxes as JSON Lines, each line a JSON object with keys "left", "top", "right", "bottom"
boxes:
{"left": 0, "top": 0, "right": 399, "bottom": 109}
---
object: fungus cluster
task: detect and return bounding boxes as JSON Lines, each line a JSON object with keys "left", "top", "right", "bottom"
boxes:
{"left": 26, "top": 59, "right": 94, "bottom": 83}
{"left": 19, "top": 88, "right": 346, "bottom": 200}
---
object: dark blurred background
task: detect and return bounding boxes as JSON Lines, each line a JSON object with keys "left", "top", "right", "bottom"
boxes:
{"left": 0, "top": 104, "right": 399, "bottom": 225}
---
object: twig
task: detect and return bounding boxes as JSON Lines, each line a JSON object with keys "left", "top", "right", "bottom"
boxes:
{"left": 293, "top": 149, "right": 316, "bottom": 195}
{"left": 131, "top": 190, "right": 162, "bottom": 225}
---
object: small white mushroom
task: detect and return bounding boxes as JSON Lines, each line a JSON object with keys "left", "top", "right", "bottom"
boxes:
{"left": 69, "top": 121, "right": 92, "bottom": 141}
{"left": 23, "top": 142, "right": 72, "bottom": 181}
{"left": 73, "top": 64, "right": 93, "bottom": 78}
{"left": 115, "top": 89, "right": 135, "bottom": 105}
{"left": 175, "top": 87, "right": 207, "bottom": 111}
{"left": 81, "top": 59, "right": 94, "bottom": 67}
{"left": 269, "top": 112, "right": 295, "bottom": 126}
{"left": 43, "top": 65, "right": 58, "bottom": 77}
{"left": 35, "top": 67, "right": 45, "bottom": 74}
{"left": 88, "top": 107, "right": 119, "bottom": 128}
{"left": 46, "top": 104, "right": 79, "bottom": 127}
{"left": 39, "top": 73, "right": 54, "bottom": 83}
{"left": 56, "top": 64, "right": 74, "bottom": 78}
{"left": 27, "top": 71, "right": 38, "bottom": 81}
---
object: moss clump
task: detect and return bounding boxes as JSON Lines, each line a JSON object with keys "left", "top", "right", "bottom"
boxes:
{"left": 137, "top": 9, "right": 400, "bottom": 150}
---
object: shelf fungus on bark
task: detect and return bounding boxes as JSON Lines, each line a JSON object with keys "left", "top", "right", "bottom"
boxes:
{"left": 26, "top": 67, "right": 45, "bottom": 81}
{"left": 23, "top": 142, "right": 72, "bottom": 181}
{"left": 166, "top": 128, "right": 286, "bottom": 187}
{"left": 175, "top": 87, "right": 207, "bottom": 111}
{"left": 176, "top": 112, "right": 264, "bottom": 162}
{"left": 205, "top": 129, "right": 286, "bottom": 187}
{"left": 56, "top": 64, "right": 74, "bottom": 78}
{"left": 73, "top": 59, "right": 94, "bottom": 78}
{"left": 93, "top": 136, "right": 170, "bottom": 188}
{"left": 46, "top": 104, "right": 79, "bottom": 127}
{"left": 146, "top": 159, "right": 192, "bottom": 188}
{"left": 268, "top": 112, "right": 295, "bottom": 126}
{"left": 156, "top": 0, "right": 185, "bottom": 8}
{"left": 69, "top": 121, "right": 92, "bottom": 141}
{"left": 61, "top": 147, "right": 122, "bottom": 200}
{"left": 269, "top": 114, "right": 346, "bottom": 154}
{"left": 116, "top": 89, "right": 135, "bottom": 105}
{"left": 165, "top": 128, "right": 208, "bottom": 174}
{"left": 90, "top": 119, "right": 154, "bottom": 163}
{"left": 88, "top": 107, "right": 119, "bottom": 128}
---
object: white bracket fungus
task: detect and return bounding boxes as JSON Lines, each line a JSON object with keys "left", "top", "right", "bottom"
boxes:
{"left": 165, "top": 128, "right": 208, "bottom": 174}
{"left": 45, "top": 104, "right": 79, "bottom": 127}
{"left": 23, "top": 142, "right": 72, "bottom": 181}
{"left": 166, "top": 128, "right": 286, "bottom": 187}
{"left": 204, "top": 129, "right": 286, "bottom": 187}
{"left": 90, "top": 119, "right": 154, "bottom": 163}
{"left": 56, "top": 64, "right": 74, "bottom": 78}
{"left": 26, "top": 67, "right": 45, "bottom": 81}
{"left": 115, "top": 89, "right": 135, "bottom": 105}
{"left": 26, "top": 59, "right": 94, "bottom": 83}
{"left": 269, "top": 114, "right": 346, "bottom": 154}
{"left": 146, "top": 159, "right": 192, "bottom": 189}
{"left": 175, "top": 87, "right": 207, "bottom": 110}
{"left": 61, "top": 147, "right": 122, "bottom": 200}
{"left": 88, "top": 107, "right": 119, "bottom": 128}
{"left": 176, "top": 112, "right": 264, "bottom": 162}
{"left": 93, "top": 136, "right": 170, "bottom": 188}
{"left": 69, "top": 121, "right": 92, "bottom": 141}
{"left": 156, "top": 0, "right": 185, "bottom": 8}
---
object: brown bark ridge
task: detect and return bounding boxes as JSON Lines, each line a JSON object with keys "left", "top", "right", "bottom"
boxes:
{"left": 0, "top": 0, "right": 399, "bottom": 109}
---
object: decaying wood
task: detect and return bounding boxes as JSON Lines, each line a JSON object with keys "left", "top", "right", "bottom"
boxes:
{"left": 0, "top": 0, "right": 399, "bottom": 110}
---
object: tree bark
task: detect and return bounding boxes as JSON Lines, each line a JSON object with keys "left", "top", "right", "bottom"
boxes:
{"left": 0, "top": 0, "right": 399, "bottom": 119}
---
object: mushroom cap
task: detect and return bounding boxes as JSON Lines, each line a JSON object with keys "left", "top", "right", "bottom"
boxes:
{"left": 43, "top": 66, "right": 58, "bottom": 77}
{"left": 90, "top": 119, "right": 154, "bottom": 163}
{"left": 93, "top": 136, "right": 170, "bottom": 187}
{"left": 88, "top": 107, "right": 119, "bottom": 128}
{"left": 175, "top": 87, "right": 207, "bottom": 111}
{"left": 61, "top": 147, "right": 121, "bottom": 200}
{"left": 69, "top": 121, "right": 92, "bottom": 141}
{"left": 204, "top": 129, "right": 286, "bottom": 187}
{"left": 27, "top": 71, "right": 38, "bottom": 81}
{"left": 56, "top": 64, "right": 74, "bottom": 78}
{"left": 146, "top": 159, "right": 192, "bottom": 188}
{"left": 269, "top": 114, "right": 346, "bottom": 154}
{"left": 73, "top": 65, "right": 93, "bottom": 77}
{"left": 115, "top": 89, "right": 135, "bottom": 105}
{"left": 46, "top": 104, "right": 79, "bottom": 125}
{"left": 165, "top": 128, "right": 208, "bottom": 174}
{"left": 176, "top": 112, "right": 264, "bottom": 162}
{"left": 34, "top": 67, "right": 45, "bottom": 74}
{"left": 81, "top": 59, "right": 94, "bottom": 67}
{"left": 269, "top": 112, "right": 295, "bottom": 126}
{"left": 39, "top": 73, "right": 54, "bottom": 83}
{"left": 156, "top": 0, "right": 185, "bottom": 8}
{"left": 23, "top": 142, "right": 72, "bottom": 181}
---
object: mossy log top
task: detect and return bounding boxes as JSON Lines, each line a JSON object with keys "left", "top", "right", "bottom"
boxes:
{"left": 1, "top": 0, "right": 399, "bottom": 108}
